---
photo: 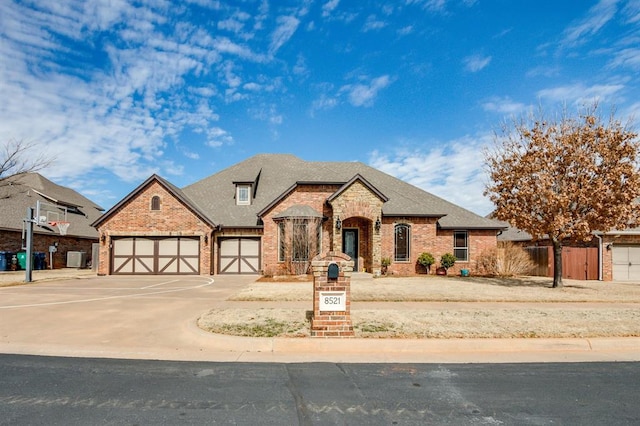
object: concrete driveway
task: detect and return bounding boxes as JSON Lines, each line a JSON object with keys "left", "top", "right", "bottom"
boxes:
{"left": 0, "top": 274, "right": 258, "bottom": 361}
{"left": 1, "top": 272, "right": 639, "bottom": 363}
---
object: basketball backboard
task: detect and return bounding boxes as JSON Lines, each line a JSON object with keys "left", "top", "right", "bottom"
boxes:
{"left": 35, "top": 200, "right": 68, "bottom": 227}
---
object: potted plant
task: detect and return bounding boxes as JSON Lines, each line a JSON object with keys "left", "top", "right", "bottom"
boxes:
{"left": 381, "top": 257, "right": 391, "bottom": 275}
{"left": 438, "top": 253, "right": 456, "bottom": 275}
{"left": 417, "top": 252, "right": 435, "bottom": 274}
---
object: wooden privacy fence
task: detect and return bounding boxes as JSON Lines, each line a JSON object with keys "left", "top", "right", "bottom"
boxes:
{"left": 524, "top": 246, "right": 599, "bottom": 280}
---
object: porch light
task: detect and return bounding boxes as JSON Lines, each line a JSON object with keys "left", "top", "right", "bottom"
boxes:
{"left": 100, "top": 234, "right": 106, "bottom": 244}
{"left": 336, "top": 217, "right": 342, "bottom": 230}
{"left": 204, "top": 235, "right": 209, "bottom": 245}
{"left": 375, "top": 217, "right": 381, "bottom": 231}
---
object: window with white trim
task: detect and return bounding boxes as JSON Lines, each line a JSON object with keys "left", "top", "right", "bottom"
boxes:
{"left": 236, "top": 185, "right": 251, "bottom": 205}
{"left": 394, "top": 224, "right": 410, "bottom": 262}
{"left": 454, "top": 231, "right": 468, "bottom": 261}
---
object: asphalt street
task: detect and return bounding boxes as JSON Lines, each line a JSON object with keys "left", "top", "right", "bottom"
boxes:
{"left": 1, "top": 354, "right": 639, "bottom": 425}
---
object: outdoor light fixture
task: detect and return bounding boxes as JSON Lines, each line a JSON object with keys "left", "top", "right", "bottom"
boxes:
{"left": 100, "top": 234, "right": 106, "bottom": 244}
{"left": 375, "top": 217, "right": 381, "bottom": 231}
{"left": 336, "top": 217, "right": 342, "bottom": 230}
{"left": 204, "top": 235, "right": 209, "bottom": 245}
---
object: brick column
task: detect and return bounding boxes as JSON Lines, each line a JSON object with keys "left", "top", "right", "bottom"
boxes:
{"left": 310, "top": 251, "right": 354, "bottom": 337}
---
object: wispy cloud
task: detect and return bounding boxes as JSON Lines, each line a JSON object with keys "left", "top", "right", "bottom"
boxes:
{"left": 397, "top": 25, "right": 414, "bottom": 36}
{"left": 363, "top": 15, "right": 387, "bottom": 32}
{"left": 206, "top": 127, "right": 234, "bottom": 147}
{"left": 608, "top": 48, "right": 640, "bottom": 70}
{"left": 269, "top": 15, "right": 300, "bottom": 56}
{"left": 0, "top": 0, "right": 244, "bottom": 193}
{"left": 482, "top": 97, "right": 527, "bottom": 115}
{"left": 406, "top": 0, "right": 447, "bottom": 13}
{"left": 368, "top": 134, "right": 494, "bottom": 215}
{"left": 322, "top": 0, "right": 340, "bottom": 18}
{"left": 537, "top": 82, "right": 626, "bottom": 105}
{"left": 341, "top": 75, "right": 392, "bottom": 107}
{"left": 311, "top": 94, "right": 339, "bottom": 114}
{"left": 560, "top": 0, "right": 618, "bottom": 48}
{"left": 463, "top": 54, "right": 492, "bottom": 72}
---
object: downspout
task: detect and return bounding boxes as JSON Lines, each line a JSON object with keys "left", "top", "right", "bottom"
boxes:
{"left": 594, "top": 233, "right": 603, "bottom": 281}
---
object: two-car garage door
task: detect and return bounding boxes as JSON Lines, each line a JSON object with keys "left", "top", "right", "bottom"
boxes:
{"left": 111, "top": 236, "right": 261, "bottom": 275}
{"left": 112, "top": 237, "right": 199, "bottom": 275}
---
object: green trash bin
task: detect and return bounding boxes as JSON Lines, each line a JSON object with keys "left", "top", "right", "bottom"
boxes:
{"left": 16, "top": 252, "right": 27, "bottom": 270}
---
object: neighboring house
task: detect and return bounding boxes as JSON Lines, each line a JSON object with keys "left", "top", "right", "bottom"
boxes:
{"left": 0, "top": 173, "right": 103, "bottom": 269}
{"left": 92, "top": 154, "right": 505, "bottom": 276}
{"left": 498, "top": 223, "right": 640, "bottom": 281}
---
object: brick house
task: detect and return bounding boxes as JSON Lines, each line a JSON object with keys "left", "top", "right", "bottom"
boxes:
{"left": 0, "top": 173, "right": 102, "bottom": 269}
{"left": 499, "top": 224, "right": 640, "bottom": 282}
{"left": 93, "top": 154, "right": 504, "bottom": 276}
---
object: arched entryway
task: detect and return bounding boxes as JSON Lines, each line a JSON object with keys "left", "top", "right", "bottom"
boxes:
{"left": 340, "top": 217, "right": 373, "bottom": 273}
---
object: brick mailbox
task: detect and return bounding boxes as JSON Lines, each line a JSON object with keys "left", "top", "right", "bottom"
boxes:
{"left": 310, "top": 251, "right": 354, "bottom": 337}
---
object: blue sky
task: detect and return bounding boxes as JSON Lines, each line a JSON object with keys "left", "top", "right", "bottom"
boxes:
{"left": 1, "top": 0, "right": 639, "bottom": 215}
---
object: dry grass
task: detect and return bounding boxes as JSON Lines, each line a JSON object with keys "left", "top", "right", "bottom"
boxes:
{"left": 200, "top": 275, "right": 640, "bottom": 339}
{"left": 230, "top": 275, "right": 640, "bottom": 303}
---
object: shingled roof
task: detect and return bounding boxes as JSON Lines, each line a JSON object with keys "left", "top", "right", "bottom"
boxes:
{"left": 91, "top": 174, "right": 216, "bottom": 229}
{"left": 182, "top": 154, "right": 503, "bottom": 230}
{"left": 0, "top": 173, "right": 103, "bottom": 239}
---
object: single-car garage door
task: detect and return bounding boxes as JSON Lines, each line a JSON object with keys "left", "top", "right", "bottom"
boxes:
{"left": 219, "top": 238, "right": 260, "bottom": 274}
{"left": 112, "top": 237, "right": 200, "bottom": 275}
{"left": 612, "top": 245, "right": 640, "bottom": 281}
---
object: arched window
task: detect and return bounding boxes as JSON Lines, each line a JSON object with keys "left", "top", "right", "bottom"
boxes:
{"left": 151, "top": 195, "right": 161, "bottom": 211}
{"left": 394, "top": 224, "right": 410, "bottom": 262}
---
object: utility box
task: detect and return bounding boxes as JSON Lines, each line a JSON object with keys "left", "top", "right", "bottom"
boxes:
{"left": 67, "top": 251, "right": 87, "bottom": 268}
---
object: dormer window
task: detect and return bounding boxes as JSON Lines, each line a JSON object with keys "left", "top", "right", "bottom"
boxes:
{"left": 236, "top": 184, "right": 251, "bottom": 205}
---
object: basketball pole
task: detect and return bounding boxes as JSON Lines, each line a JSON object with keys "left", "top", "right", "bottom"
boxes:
{"left": 24, "top": 207, "right": 35, "bottom": 283}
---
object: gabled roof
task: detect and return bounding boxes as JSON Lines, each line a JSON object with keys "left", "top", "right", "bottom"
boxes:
{"left": 0, "top": 173, "right": 103, "bottom": 239}
{"left": 182, "top": 154, "right": 503, "bottom": 230}
{"left": 92, "top": 174, "right": 216, "bottom": 229}
{"left": 327, "top": 174, "right": 389, "bottom": 203}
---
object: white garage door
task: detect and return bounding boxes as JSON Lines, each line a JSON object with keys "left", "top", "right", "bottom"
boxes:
{"left": 612, "top": 245, "right": 640, "bottom": 281}
{"left": 112, "top": 237, "right": 199, "bottom": 275}
{"left": 219, "top": 238, "right": 260, "bottom": 274}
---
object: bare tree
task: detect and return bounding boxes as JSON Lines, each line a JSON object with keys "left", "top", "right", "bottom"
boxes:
{"left": 485, "top": 104, "right": 640, "bottom": 288}
{"left": 0, "top": 139, "right": 53, "bottom": 184}
{"left": 281, "top": 217, "right": 322, "bottom": 275}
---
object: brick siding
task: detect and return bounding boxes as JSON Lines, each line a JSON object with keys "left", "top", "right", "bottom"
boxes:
{"left": 0, "top": 230, "right": 96, "bottom": 269}
{"left": 95, "top": 181, "right": 214, "bottom": 275}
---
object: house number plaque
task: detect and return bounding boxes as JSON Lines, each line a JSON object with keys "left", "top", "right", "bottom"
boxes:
{"left": 319, "top": 291, "right": 346, "bottom": 311}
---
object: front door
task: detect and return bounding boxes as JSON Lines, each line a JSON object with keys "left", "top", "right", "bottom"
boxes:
{"left": 343, "top": 229, "right": 358, "bottom": 271}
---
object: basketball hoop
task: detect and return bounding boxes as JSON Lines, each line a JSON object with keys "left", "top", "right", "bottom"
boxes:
{"left": 49, "top": 221, "right": 70, "bottom": 236}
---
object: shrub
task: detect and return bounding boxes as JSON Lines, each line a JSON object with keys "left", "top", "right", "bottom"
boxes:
{"left": 476, "top": 248, "right": 499, "bottom": 276}
{"left": 477, "top": 243, "right": 534, "bottom": 276}
{"left": 417, "top": 252, "right": 435, "bottom": 273}
{"left": 499, "top": 242, "right": 535, "bottom": 276}
{"left": 440, "top": 253, "right": 456, "bottom": 270}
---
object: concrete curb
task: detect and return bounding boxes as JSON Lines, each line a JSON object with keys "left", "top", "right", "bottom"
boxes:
{"left": 191, "top": 320, "right": 640, "bottom": 358}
